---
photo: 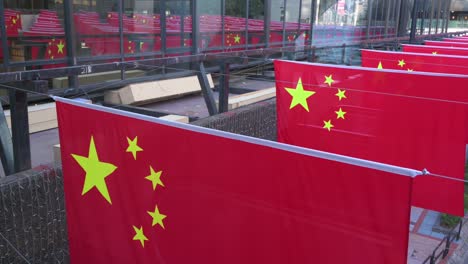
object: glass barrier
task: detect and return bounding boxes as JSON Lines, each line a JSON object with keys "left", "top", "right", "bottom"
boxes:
{"left": 4, "top": 1, "right": 65, "bottom": 69}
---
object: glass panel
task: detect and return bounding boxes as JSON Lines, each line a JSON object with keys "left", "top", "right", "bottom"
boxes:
{"left": 198, "top": 0, "right": 222, "bottom": 51}
{"left": 5, "top": 1, "right": 65, "bottom": 69}
{"left": 270, "top": 0, "right": 285, "bottom": 47}
{"left": 248, "top": 0, "right": 264, "bottom": 47}
{"left": 225, "top": 0, "right": 247, "bottom": 49}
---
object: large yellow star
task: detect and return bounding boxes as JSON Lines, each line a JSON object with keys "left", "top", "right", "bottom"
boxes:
{"left": 377, "top": 61, "right": 383, "bottom": 69}
{"left": 398, "top": 59, "right": 405, "bottom": 67}
{"left": 71, "top": 136, "right": 117, "bottom": 204}
{"left": 234, "top": 34, "right": 241, "bottom": 43}
{"left": 284, "top": 78, "right": 316, "bottom": 112}
{"left": 148, "top": 205, "right": 167, "bottom": 229}
{"left": 335, "top": 89, "right": 347, "bottom": 101}
{"left": 132, "top": 226, "right": 148, "bottom": 248}
{"left": 57, "top": 41, "right": 65, "bottom": 54}
{"left": 324, "top": 75, "right": 335, "bottom": 87}
{"left": 126, "top": 136, "right": 143, "bottom": 160}
{"left": 145, "top": 166, "right": 164, "bottom": 190}
{"left": 335, "top": 108, "right": 346, "bottom": 119}
{"left": 323, "top": 120, "right": 334, "bottom": 131}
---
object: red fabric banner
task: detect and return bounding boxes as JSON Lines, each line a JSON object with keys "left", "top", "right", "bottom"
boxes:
{"left": 361, "top": 49, "right": 468, "bottom": 75}
{"left": 57, "top": 98, "right": 413, "bottom": 264}
{"left": 401, "top": 44, "right": 468, "bottom": 56}
{"left": 443, "top": 38, "right": 468, "bottom": 43}
{"left": 425, "top": 40, "right": 468, "bottom": 48}
{"left": 275, "top": 60, "right": 467, "bottom": 216}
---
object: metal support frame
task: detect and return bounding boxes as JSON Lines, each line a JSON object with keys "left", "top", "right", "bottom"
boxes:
{"left": 420, "top": 0, "right": 427, "bottom": 34}
{"left": 307, "top": 0, "right": 317, "bottom": 61}
{"left": 384, "top": 0, "right": 392, "bottom": 38}
{"left": 118, "top": 0, "right": 126, "bottom": 80}
{"left": 435, "top": 0, "right": 442, "bottom": 34}
{"left": 366, "top": 0, "right": 374, "bottom": 40}
{"left": 428, "top": 0, "right": 435, "bottom": 35}
{"left": 218, "top": 62, "right": 230, "bottom": 113}
{"left": 394, "top": 0, "right": 403, "bottom": 37}
{"left": 264, "top": 0, "right": 271, "bottom": 48}
{"left": 63, "top": 0, "right": 79, "bottom": 88}
{"left": 8, "top": 87, "right": 31, "bottom": 173}
{"left": 444, "top": 0, "right": 451, "bottom": 33}
{"left": 197, "top": 62, "right": 218, "bottom": 116}
{"left": 409, "top": 0, "right": 420, "bottom": 43}
{"left": 245, "top": 0, "right": 250, "bottom": 51}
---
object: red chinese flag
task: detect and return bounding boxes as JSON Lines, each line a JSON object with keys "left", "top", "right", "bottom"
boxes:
{"left": 425, "top": 40, "right": 468, "bottom": 48}
{"left": 402, "top": 44, "right": 468, "bottom": 56}
{"left": 275, "top": 60, "right": 467, "bottom": 216}
{"left": 361, "top": 49, "right": 468, "bottom": 75}
{"left": 56, "top": 97, "right": 415, "bottom": 264}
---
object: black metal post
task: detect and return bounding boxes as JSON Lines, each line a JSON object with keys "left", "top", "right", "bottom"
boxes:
{"left": 160, "top": 0, "right": 167, "bottom": 74}
{"left": 385, "top": 0, "right": 392, "bottom": 38}
{"left": 0, "top": 3, "right": 10, "bottom": 68}
{"left": 191, "top": 0, "right": 199, "bottom": 71}
{"left": 366, "top": 0, "right": 374, "bottom": 40}
{"left": 307, "top": 0, "right": 317, "bottom": 62}
{"left": 245, "top": 0, "right": 249, "bottom": 50}
{"left": 221, "top": 0, "right": 226, "bottom": 50}
{"left": 444, "top": 0, "right": 451, "bottom": 33}
{"left": 282, "top": 0, "right": 287, "bottom": 47}
{"left": 264, "top": 0, "right": 271, "bottom": 48}
{"left": 428, "top": 0, "right": 435, "bottom": 35}
{"left": 8, "top": 88, "right": 31, "bottom": 173}
{"left": 63, "top": 0, "right": 79, "bottom": 88}
{"left": 435, "top": 0, "right": 442, "bottom": 34}
{"left": 118, "top": 0, "right": 125, "bottom": 80}
{"left": 395, "top": 0, "right": 403, "bottom": 37}
{"left": 420, "top": 0, "right": 427, "bottom": 34}
{"left": 409, "top": 0, "right": 420, "bottom": 43}
{"left": 218, "top": 62, "right": 230, "bottom": 113}
{"left": 197, "top": 62, "right": 218, "bottom": 116}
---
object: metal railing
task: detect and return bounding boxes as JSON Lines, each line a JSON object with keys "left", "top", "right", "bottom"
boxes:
{"left": 422, "top": 218, "right": 467, "bottom": 264}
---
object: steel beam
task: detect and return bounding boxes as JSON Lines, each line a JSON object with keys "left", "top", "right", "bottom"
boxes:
{"left": 118, "top": 0, "right": 125, "bottom": 80}
{"left": 264, "top": 0, "right": 271, "bottom": 48}
{"left": 444, "top": 0, "right": 451, "bottom": 33}
{"left": 8, "top": 88, "right": 31, "bottom": 173}
{"left": 197, "top": 62, "right": 218, "bottom": 116}
{"left": 409, "top": 0, "right": 420, "bottom": 43}
{"left": 63, "top": 0, "right": 79, "bottom": 88}
{"left": 218, "top": 63, "right": 230, "bottom": 113}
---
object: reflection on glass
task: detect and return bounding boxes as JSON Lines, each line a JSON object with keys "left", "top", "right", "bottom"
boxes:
{"left": 4, "top": 2, "right": 65, "bottom": 68}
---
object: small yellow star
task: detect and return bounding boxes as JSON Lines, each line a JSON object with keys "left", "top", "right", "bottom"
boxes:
{"left": 50, "top": 55, "right": 54, "bottom": 59}
{"left": 398, "top": 59, "right": 405, "bottom": 67}
{"left": 234, "top": 34, "right": 241, "bottom": 43}
{"left": 335, "top": 89, "right": 347, "bottom": 101}
{"left": 324, "top": 75, "right": 335, "bottom": 87}
{"left": 145, "top": 166, "right": 164, "bottom": 190}
{"left": 57, "top": 41, "right": 65, "bottom": 54}
{"left": 12, "top": 18, "right": 16, "bottom": 24}
{"left": 71, "top": 136, "right": 117, "bottom": 204}
{"left": 284, "top": 78, "right": 316, "bottom": 112}
{"left": 407, "top": 68, "right": 414, "bottom": 72}
{"left": 126, "top": 136, "right": 143, "bottom": 160}
{"left": 432, "top": 51, "right": 438, "bottom": 55}
{"left": 323, "top": 120, "right": 334, "bottom": 131}
{"left": 148, "top": 205, "right": 167, "bottom": 229}
{"left": 335, "top": 108, "right": 346, "bottom": 119}
{"left": 377, "top": 61, "right": 383, "bottom": 69}
{"left": 132, "top": 226, "right": 148, "bottom": 248}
